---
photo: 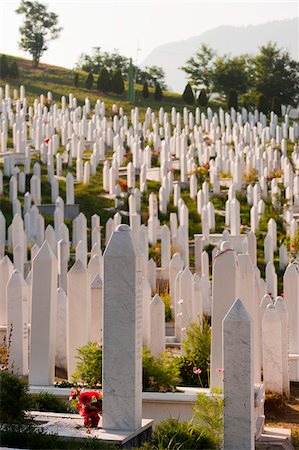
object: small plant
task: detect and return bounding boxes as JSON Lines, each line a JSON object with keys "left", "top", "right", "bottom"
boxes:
{"left": 159, "top": 289, "right": 173, "bottom": 322}
{"left": 111, "top": 68, "right": 125, "bottom": 94}
{"left": 142, "top": 81, "right": 149, "bottom": 98}
{"left": 69, "top": 388, "right": 102, "bottom": 428}
{"left": 85, "top": 72, "right": 94, "bottom": 90}
{"left": 72, "top": 342, "right": 102, "bottom": 387}
{"left": 154, "top": 83, "right": 163, "bottom": 101}
{"left": 193, "top": 387, "right": 223, "bottom": 447}
{"left": 142, "top": 347, "right": 180, "bottom": 392}
{"left": 97, "top": 67, "right": 111, "bottom": 92}
{"left": 178, "top": 319, "right": 211, "bottom": 387}
{"left": 182, "top": 83, "right": 195, "bottom": 105}
{"left": 28, "top": 392, "right": 72, "bottom": 413}
{"left": 0, "top": 371, "right": 29, "bottom": 423}
{"left": 152, "top": 417, "right": 220, "bottom": 449}
{"left": 227, "top": 88, "right": 238, "bottom": 110}
{"left": 74, "top": 72, "right": 79, "bottom": 88}
{"left": 197, "top": 89, "right": 208, "bottom": 107}
{"left": 257, "top": 93, "right": 268, "bottom": 114}
{"left": 271, "top": 96, "right": 281, "bottom": 117}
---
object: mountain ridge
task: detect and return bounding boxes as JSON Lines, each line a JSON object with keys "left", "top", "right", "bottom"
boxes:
{"left": 141, "top": 18, "right": 299, "bottom": 92}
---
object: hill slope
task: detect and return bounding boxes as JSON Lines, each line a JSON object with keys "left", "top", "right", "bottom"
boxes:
{"left": 142, "top": 18, "right": 299, "bottom": 93}
{"left": 0, "top": 55, "right": 188, "bottom": 115}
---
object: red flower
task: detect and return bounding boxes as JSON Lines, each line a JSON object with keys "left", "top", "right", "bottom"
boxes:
{"left": 44, "top": 138, "right": 50, "bottom": 144}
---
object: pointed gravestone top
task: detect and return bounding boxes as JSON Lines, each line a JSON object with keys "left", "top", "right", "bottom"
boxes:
{"left": 91, "top": 273, "right": 102, "bottom": 289}
{"left": 104, "top": 224, "right": 136, "bottom": 258}
{"left": 220, "top": 240, "right": 232, "bottom": 252}
{"left": 224, "top": 298, "right": 252, "bottom": 323}
{"left": 152, "top": 293, "right": 163, "bottom": 305}
{"left": 69, "top": 258, "right": 86, "bottom": 273}
{"left": 34, "top": 240, "right": 56, "bottom": 262}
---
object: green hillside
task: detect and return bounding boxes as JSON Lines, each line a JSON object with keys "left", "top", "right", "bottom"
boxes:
{"left": 0, "top": 54, "right": 203, "bottom": 115}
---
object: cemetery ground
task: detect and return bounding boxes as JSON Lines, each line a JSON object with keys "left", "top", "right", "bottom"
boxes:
{"left": 0, "top": 67, "right": 299, "bottom": 449}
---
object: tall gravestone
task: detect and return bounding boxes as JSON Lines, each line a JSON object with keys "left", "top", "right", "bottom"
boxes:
{"left": 29, "top": 241, "right": 57, "bottom": 385}
{"left": 223, "top": 298, "right": 254, "bottom": 450}
{"left": 103, "top": 224, "right": 142, "bottom": 431}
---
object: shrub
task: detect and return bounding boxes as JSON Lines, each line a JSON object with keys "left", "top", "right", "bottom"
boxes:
{"left": 197, "top": 89, "right": 208, "bottom": 107}
{"left": 111, "top": 68, "right": 124, "bottom": 94}
{"left": 0, "top": 423, "right": 118, "bottom": 449}
{"left": 182, "top": 83, "right": 195, "bottom": 105}
{"left": 142, "top": 347, "right": 180, "bottom": 392}
{"left": 257, "top": 93, "right": 268, "bottom": 114}
{"left": 154, "top": 83, "right": 163, "bottom": 101}
{"left": 85, "top": 72, "right": 94, "bottom": 90}
{"left": 142, "top": 81, "right": 149, "bottom": 98}
{"left": 0, "top": 371, "right": 29, "bottom": 423}
{"left": 74, "top": 72, "right": 79, "bottom": 88}
{"left": 152, "top": 417, "right": 220, "bottom": 449}
{"left": 72, "top": 341, "right": 102, "bottom": 386}
{"left": 28, "top": 392, "right": 72, "bottom": 413}
{"left": 271, "top": 96, "right": 281, "bottom": 117}
{"left": 159, "top": 289, "right": 173, "bottom": 322}
{"left": 9, "top": 61, "right": 19, "bottom": 78}
{"left": 0, "top": 55, "right": 9, "bottom": 78}
{"left": 193, "top": 387, "right": 223, "bottom": 447}
{"left": 227, "top": 88, "right": 238, "bottom": 110}
{"left": 97, "top": 67, "right": 111, "bottom": 92}
{"left": 178, "top": 319, "right": 211, "bottom": 387}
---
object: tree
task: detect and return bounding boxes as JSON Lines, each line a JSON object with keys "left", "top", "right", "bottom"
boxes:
{"left": 145, "top": 66, "right": 167, "bottom": 90}
{"left": 154, "top": 83, "right": 163, "bottom": 101}
{"left": 182, "top": 83, "right": 195, "bottom": 105}
{"left": 252, "top": 42, "right": 299, "bottom": 107}
{"left": 181, "top": 43, "right": 216, "bottom": 94}
{"left": 212, "top": 54, "right": 251, "bottom": 96}
{"left": 74, "top": 72, "right": 79, "bottom": 88}
{"left": 142, "top": 81, "right": 149, "bottom": 98}
{"left": 257, "top": 93, "right": 268, "bottom": 114}
{"left": 85, "top": 72, "right": 94, "bottom": 90}
{"left": 227, "top": 89, "right": 238, "bottom": 111}
{"left": 16, "top": 0, "right": 62, "bottom": 67}
{"left": 9, "top": 61, "right": 19, "bottom": 79}
{"left": 97, "top": 67, "right": 111, "bottom": 92}
{"left": 111, "top": 68, "right": 124, "bottom": 94}
{"left": 271, "top": 97, "right": 281, "bottom": 117}
{"left": 0, "top": 55, "right": 9, "bottom": 78}
{"left": 197, "top": 89, "right": 208, "bottom": 107}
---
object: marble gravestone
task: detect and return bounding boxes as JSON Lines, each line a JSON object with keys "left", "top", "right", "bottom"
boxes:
{"left": 102, "top": 224, "right": 142, "bottom": 431}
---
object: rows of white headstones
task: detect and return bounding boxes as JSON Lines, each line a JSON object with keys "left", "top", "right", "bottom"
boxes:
{"left": 0, "top": 84, "right": 299, "bottom": 442}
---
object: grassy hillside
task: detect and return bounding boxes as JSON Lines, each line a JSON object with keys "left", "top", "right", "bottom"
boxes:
{"left": 0, "top": 54, "right": 209, "bottom": 116}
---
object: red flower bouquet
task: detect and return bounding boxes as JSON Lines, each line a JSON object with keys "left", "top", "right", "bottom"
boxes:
{"left": 69, "top": 388, "right": 102, "bottom": 428}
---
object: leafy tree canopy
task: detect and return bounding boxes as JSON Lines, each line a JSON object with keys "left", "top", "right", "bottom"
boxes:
{"left": 16, "top": 0, "right": 62, "bottom": 67}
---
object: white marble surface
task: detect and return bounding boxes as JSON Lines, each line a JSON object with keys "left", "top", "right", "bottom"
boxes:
{"left": 210, "top": 248, "right": 237, "bottom": 389}
{"left": 103, "top": 224, "right": 142, "bottom": 431}
{"left": 223, "top": 298, "right": 254, "bottom": 450}
{"left": 29, "top": 241, "right": 57, "bottom": 385}
{"left": 150, "top": 294, "right": 165, "bottom": 358}
{"left": 262, "top": 304, "right": 283, "bottom": 395}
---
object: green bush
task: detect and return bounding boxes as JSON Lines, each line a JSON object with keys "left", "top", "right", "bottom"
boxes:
{"left": 193, "top": 387, "right": 223, "bottom": 447}
{"left": 227, "top": 88, "right": 238, "bottom": 110}
{"left": 257, "top": 93, "right": 268, "bottom": 114}
{"left": 111, "top": 68, "right": 124, "bottom": 94}
{"left": 271, "top": 96, "right": 281, "bottom": 117}
{"left": 154, "top": 83, "right": 163, "bottom": 101}
{"left": 152, "top": 418, "right": 220, "bottom": 449}
{"left": 0, "top": 55, "right": 9, "bottom": 78}
{"left": 72, "top": 341, "right": 102, "bottom": 386}
{"left": 0, "top": 423, "right": 118, "bottom": 449}
{"left": 182, "top": 83, "right": 195, "bottom": 105}
{"left": 178, "top": 319, "right": 211, "bottom": 387}
{"left": 74, "top": 72, "right": 79, "bottom": 88}
{"left": 8, "top": 61, "right": 19, "bottom": 78}
{"left": 97, "top": 67, "right": 111, "bottom": 92}
{"left": 0, "top": 371, "right": 29, "bottom": 423}
{"left": 159, "top": 290, "right": 173, "bottom": 322}
{"left": 142, "top": 347, "right": 180, "bottom": 392}
{"left": 197, "top": 89, "right": 208, "bottom": 107}
{"left": 85, "top": 72, "right": 94, "bottom": 90}
{"left": 28, "top": 392, "right": 72, "bottom": 413}
{"left": 142, "top": 81, "right": 149, "bottom": 98}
